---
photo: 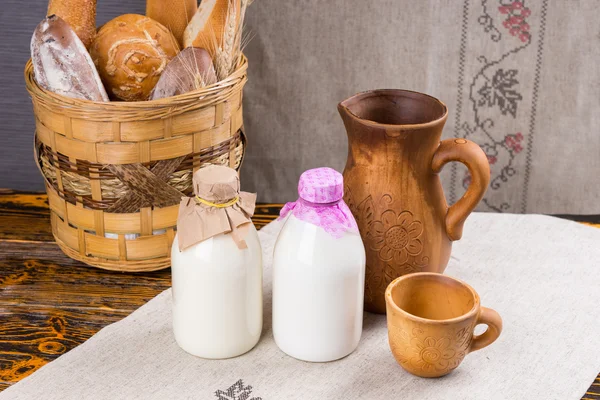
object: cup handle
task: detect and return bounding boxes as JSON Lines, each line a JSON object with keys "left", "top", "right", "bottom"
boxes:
{"left": 469, "top": 307, "right": 503, "bottom": 352}
{"left": 431, "top": 138, "right": 490, "bottom": 241}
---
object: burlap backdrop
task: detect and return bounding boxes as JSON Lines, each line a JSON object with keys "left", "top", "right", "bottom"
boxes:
{"left": 241, "top": 0, "right": 600, "bottom": 213}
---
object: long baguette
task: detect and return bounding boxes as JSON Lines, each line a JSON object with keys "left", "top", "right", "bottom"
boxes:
{"left": 146, "top": 0, "right": 197, "bottom": 48}
{"left": 183, "top": 0, "right": 240, "bottom": 57}
{"left": 47, "top": 0, "right": 97, "bottom": 48}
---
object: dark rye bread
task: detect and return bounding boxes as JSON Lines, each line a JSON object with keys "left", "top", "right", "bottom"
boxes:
{"left": 31, "top": 15, "right": 109, "bottom": 102}
{"left": 151, "top": 47, "right": 217, "bottom": 100}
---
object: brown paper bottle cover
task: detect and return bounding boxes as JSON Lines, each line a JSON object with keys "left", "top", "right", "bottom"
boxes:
{"left": 177, "top": 165, "right": 256, "bottom": 251}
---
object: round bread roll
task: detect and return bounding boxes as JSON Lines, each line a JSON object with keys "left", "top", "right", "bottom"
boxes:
{"left": 90, "top": 14, "right": 179, "bottom": 101}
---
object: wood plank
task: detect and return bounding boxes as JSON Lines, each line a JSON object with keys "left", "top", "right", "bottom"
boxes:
{"left": 0, "top": 190, "right": 53, "bottom": 242}
{"left": 0, "top": 307, "right": 134, "bottom": 386}
{"left": 0, "top": 241, "right": 172, "bottom": 388}
{"left": 0, "top": 242, "right": 171, "bottom": 309}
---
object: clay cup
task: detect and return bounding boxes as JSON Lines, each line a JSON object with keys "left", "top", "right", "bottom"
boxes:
{"left": 385, "top": 272, "right": 502, "bottom": 378}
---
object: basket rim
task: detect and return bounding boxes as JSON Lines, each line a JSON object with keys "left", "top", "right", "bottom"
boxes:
{"left": 25, "top": 54, "right": 248, "bottom": 117}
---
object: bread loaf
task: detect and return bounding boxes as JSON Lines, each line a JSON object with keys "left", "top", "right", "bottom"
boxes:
{"left": 31, "top": 15, "right": 109, "bottom": 102}
{"left": 146, "top": 0, "right": 197, "bottom": 48}
{"left": 183, "top": 0, "right": 240, "bottom": 58}
{"left": 90, "top": 14, "right": 180, "bottom": 102}
{"left": 47, "top": 0, "right": 97, "bottom": 48}
{"left": 151, "top": 47, "right": 217, "bottom": 100}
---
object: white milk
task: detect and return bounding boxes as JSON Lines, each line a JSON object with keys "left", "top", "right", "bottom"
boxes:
{"left": 273, "top": 214, "right": 366, "bottom": 362}
{"left": 171, "top": 225, "right": 263, "bottom": 359}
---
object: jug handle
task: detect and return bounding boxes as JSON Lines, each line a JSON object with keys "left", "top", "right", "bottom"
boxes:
{"left": 431, "top": 139, "right": 490, "bottom": 241}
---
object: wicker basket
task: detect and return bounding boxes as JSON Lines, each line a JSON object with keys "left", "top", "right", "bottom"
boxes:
{"left": 25, "top": 56, "right": 248, "bottom": 272}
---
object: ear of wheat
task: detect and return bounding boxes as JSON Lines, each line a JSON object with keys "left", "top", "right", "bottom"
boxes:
{"left": 164, "top": 25, "right": 210, "bottom": 94}
{"left": 213, "top": 0, "right": 252, "bottom": 81}
{"left": 214, "top": 0, "right": 238, "bottom": 81}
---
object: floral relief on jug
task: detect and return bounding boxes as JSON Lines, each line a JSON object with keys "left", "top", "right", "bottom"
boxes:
{"left": 345, "top": 188, "right": 430, "bottom": 305}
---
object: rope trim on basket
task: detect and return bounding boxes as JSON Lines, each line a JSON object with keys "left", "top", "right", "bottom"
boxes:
{"left": 37, "top": 132, "right": 244, "bottom": 210}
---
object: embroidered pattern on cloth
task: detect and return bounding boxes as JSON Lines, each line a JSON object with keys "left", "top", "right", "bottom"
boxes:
{"left": 279, "top": 167, "right": 359, "bottom": 238}
{"left": 450, "top": 0, "right": 549, "bottom": 212}
{"left": 214, "top": 379, "right": 262, "bottom": 400}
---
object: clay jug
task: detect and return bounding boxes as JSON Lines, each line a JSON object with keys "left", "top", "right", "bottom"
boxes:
{"left": 339, "top": 89, "right": 490, "bottom": 314}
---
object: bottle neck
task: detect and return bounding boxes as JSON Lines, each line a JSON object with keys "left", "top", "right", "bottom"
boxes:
{"left": 298, "top": 197, "right": 341, "bottom": 208}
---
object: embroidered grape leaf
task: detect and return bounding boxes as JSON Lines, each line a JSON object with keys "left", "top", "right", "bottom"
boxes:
{"left": 215, "top": 380, "right": 262, "bottom": 400}
{"left": 477, "top": 69, "right": 522, "bottom": 117}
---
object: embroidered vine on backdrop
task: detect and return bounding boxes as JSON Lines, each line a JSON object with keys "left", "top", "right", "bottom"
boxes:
{"left": 452, "top": 0, "right": 548, "bottom": 212}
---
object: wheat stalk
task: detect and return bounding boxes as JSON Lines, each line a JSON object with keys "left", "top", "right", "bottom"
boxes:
{"left": 211, "top": 0, "right": 255, "bottom": 81}
{"left": 231, "top": 0, "right": 249, "bottom": 70}
{"left": 214, "top": 0, "right": 238, "bottom": 80}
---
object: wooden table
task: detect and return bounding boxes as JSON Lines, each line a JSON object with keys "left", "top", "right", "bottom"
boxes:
{"left": 0, "top": 190, "right": 598, "bottom": 399}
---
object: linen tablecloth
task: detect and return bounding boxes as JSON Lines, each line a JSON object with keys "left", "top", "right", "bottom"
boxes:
{"left": 1, "top": 213, "right": 599, "bottom": 399}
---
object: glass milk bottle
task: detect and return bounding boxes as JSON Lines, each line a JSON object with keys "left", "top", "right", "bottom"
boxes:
{"left": 171, "top": 165, "right": 262, "bottom": 359}
{"left": 273, "top": 167, "right": 366, "bottom": 362}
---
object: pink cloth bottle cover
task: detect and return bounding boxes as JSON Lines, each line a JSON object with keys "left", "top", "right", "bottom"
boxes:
{"left": 279, "top": 167, "right": 358, "bottom": 238}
